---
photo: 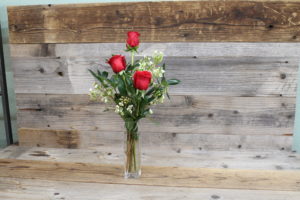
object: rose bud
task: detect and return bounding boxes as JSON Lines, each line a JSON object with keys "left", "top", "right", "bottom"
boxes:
{"left": 133, "top": 71, "right": 152, "bottom": 90}
{"left": 127, "top": 31, "right": 140, "bottom": 48}
{"left": 107, "top": 55, "right": 126, "bottom": 73}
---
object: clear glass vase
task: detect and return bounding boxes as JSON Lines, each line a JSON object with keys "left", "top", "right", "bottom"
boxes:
{"left": 124, "top": 128, "right": 141, "bottom": 179}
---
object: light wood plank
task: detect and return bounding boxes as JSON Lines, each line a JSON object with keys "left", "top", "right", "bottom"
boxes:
{"left": 1, "top": 146, "right": 300, "bottom": 171}
{"left": 10, "top": 43, "right": 300, "bottom": 58}
{"left": 18, "top": 128, "right": 80, "bottom": 148}
{"left": 2, "top": 177, "right": 300, "bottom": 200}
{"left": 1, "top": 177, "right": 300, "bottom": 200}
{"left": 7, "top": 1, "right": 300, "bottom": 43}
{"left": 0, "top": 158, "right": 299, "bottom": 191}
{"left": 11, "top": 56, "right": 298, "bottom": 96}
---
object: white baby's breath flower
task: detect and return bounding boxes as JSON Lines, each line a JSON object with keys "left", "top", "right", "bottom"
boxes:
{"left": 149, "top": 109, "right": 153, "bottom": 114}
{"left": 115, "top": 105, "right": 120, "bottom": 113}
{"left": 153, "top": 51, "right": 164, "bottom": 64}
{"left": 126, "top": 104, "right": 133, "bottom": 114}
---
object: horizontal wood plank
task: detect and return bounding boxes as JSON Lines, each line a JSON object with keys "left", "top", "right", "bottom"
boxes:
{"left": 16, "top": 94, "right": 295, "bottom": 136}
{"left": 0, "top": 158, "right": 299, "bottom": 191}
{"left": 15, "top": 93, "right": 294, "bottom": 150}
{"left": 10, "top": 43, "right": 300, "bottom": 58}
{"left": 7, "top": 1, "right": 300, "bottom": 43}
{"left": 1, "top": 146, "right": 300, "bottom": 171}
{"left": 18, "top": 128, "right": 80, "bottom": 148}
{"left": 11, "top": 56, "right": 298, "bottom": 96}
{"left": 2, "top": 177, "right": 300, "bottom": 200}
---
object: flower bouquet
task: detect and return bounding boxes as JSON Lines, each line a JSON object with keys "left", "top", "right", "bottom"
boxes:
{"left": 89, "top": 31, "right": 180, "bottom": 178}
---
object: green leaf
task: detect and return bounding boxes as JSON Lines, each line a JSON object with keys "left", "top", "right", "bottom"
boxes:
{"left": 167, "top": 79, "right": 180, "bottom": 85}
{"left": 161, "top": 77, "right": 168, "bottom": 87}
{"left": 102, "top": 71, "right": 108, "bottom": 78}
{"left": 89, "top": 69, "right": 103, "bottom": 83}
{"left": 166, "top": 92, "right": 170, "bottom": 100}
{"left": 117, "top": 77, "right": 127, "bottom": 96}
{"left": 145, "top": 87, "right": 156, "bottom": 96}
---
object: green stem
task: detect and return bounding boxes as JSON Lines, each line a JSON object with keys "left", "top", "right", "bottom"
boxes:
{"left": 125, "top": 121, "right": 139, "bottom": 175}
{"left": 131, "top": 51, "right": 135, "bottom": 66}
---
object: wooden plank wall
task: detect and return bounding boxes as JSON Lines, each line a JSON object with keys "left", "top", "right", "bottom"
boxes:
{"left": 7, "top": 1, "right": 300, "bottom": 150}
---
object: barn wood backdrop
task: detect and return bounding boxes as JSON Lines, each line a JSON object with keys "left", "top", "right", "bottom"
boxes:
{"left": 7, "top": 0, "right": 300, "bottom": 150}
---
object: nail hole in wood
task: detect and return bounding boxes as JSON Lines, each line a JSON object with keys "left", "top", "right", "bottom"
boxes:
{"left": 57, "top": 71, "right": 64, "bottom": 76}
{"left": 38, "top": 67, "right": 44, "bottom": 73}
{"left": 287, "top": 114, "right": 293, "bottom": 119}
{"left": 280, "top": 73, "right": 286, "bottom": 79}
{"left": 211, "top": 194, "right": 220, "bottom": 199}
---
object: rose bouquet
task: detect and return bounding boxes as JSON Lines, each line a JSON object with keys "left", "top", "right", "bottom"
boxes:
{"left": 89, "top": 31, "right": 180, "bottom": 178}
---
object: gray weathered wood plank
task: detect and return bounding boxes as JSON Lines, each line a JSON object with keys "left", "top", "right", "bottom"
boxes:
{"left": 10, "top": 43, "right": 300, "bottom": 58}
{"left": 11, "top": 56, "right": 298, "bottom": 96}
{"left": 16, "top": 93, "right": 295, "bottom": 136}
{"left": 15, "top": 93, "right": 294, "bottom": 150}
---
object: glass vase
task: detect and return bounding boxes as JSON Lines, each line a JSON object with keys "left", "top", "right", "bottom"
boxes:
{"left": 124, "top": 128, "right": 141, "bottom": 179}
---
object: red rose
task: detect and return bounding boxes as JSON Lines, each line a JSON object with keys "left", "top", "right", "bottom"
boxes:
{"left": 133, "top": 71, "right": 152, "bottom": 90}
{"left": 107, "top": 55, "right": 126, "bottom": 73}
{"left": 127, "top": 31, "right": 140, "bottom": 48}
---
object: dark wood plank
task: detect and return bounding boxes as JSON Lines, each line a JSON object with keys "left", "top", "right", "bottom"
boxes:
{"left": 8, "top": 1, "right": 300, "bottom": 43}
{"left": 18, "top": 128, "right": 80, "bottom": 148}
{"left": 0, "top": 159, "right": 300, "bottom": 191}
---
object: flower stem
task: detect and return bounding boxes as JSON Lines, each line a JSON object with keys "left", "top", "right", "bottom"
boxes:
{"left": 131, "top": 51, "right": 135, "bottom": 66}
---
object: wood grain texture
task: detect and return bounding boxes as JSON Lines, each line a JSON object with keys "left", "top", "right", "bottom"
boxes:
{"left": 8, "top": 43, "right": 299, "bottom": 150}
{"left": 10, "top": 43, "right": 300, "bottom": 58}
{"left": 15, "top": 93, "right": 294, "bottom": 150}
{"left": 11, "top": 56, "right": 298, "bottom": 96}
{"left": 18, "top": 128, "right": 80, "bottom": 148}
{"left": 7, "top": 1, "right": 300, "bottom": 43}
{"left": 1, "top": 146, "right": 300, "bottom": 171}
{"left": 2, "top": 177, "right": 300, "bottom": 200}
{"left": 0, "top": 158, "right": 300, "bottom": 191}
{"left": 16, "top": 94, "right": 295, "bottom": 136}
